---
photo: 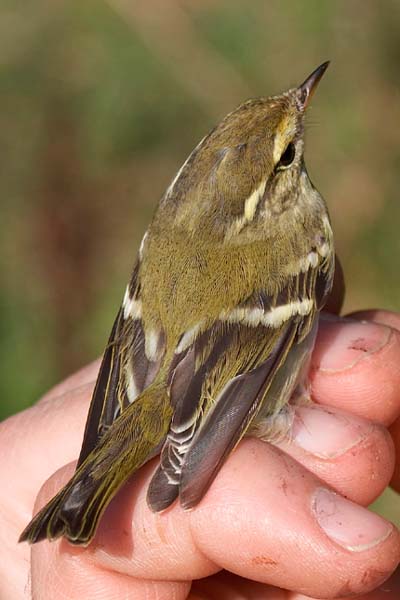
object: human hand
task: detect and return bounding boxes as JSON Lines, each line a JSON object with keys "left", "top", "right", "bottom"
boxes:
{"left": 2, "top": 309, "right": 400, "bottom": 599}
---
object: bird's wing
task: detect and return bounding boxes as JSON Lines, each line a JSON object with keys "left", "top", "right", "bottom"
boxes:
{"left": 147, "top": 253, "right": 334, "bottom": 511}
{"left": 77, "top": 263, "right": 165, "bottom": 466}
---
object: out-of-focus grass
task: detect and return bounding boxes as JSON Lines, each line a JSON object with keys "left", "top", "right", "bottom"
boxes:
{"left": 1, "top": 1, "right": 399, "bottom": 521}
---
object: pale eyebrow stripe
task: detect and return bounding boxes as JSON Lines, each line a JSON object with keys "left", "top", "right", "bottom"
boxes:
{"left": 272, "top": 114, "right": 297, "bottom": 164}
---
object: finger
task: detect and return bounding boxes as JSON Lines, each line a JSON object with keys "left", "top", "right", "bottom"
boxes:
{"left": 311, "top": 314, "right": 400, "bottom": 426}
{"left": 192, "top": 441, "right": 399, "bottom": 597}
{"left": 317, "top": 309, "right": 400, "bottom": 497}
{"left": 190, "top": 570, "right": 287, "bottom": 599}
{"left": 190, "top": 568, "right": 400, "bottom": 600}
{"left": 4, "top": 358, "right": 99, "bottom": 523}
{"left": 30, "top": 465, "right": 192, "bottom": 600}
{"left": 274, "top": 404, "right": 394, "bottom": 506}
{"left": 31, "top": 440, "right": 400, "bottom": 599}
{"left": 10, "top": 381, "right": 92, "bottom": 516}
{"left": 346, "top": 309, "right": 400, "bottom": 333}
{"left": 31, "top": 544, "right": 191, "bottom": 600}
{"left": 38, "top": 359, "right": 100, "bottom": 405}
{"left": 30, "top": 461, "right": 218, "bottom": 584}
{"left": 290, "top": 567, "right": 400, "bottom": 599}
{"left": 188, "top": 440, "right": 399, "bottom": 598}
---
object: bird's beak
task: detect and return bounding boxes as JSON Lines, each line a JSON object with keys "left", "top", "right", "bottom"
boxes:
{"left": 298, "top": 61, "right": 330, "bottom": 109}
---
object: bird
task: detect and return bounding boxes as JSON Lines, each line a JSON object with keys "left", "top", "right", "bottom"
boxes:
{"left": 20, "top": 62, "right": 334, "bottom": 546}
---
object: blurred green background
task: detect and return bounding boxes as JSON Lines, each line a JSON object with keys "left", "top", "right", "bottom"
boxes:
{"left": 1, "top": 1, "right": 399, "bottom": 520}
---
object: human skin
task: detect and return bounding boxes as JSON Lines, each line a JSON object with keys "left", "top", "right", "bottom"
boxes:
{"left": 2, "top": 308, "right": 400, "bottom": 599}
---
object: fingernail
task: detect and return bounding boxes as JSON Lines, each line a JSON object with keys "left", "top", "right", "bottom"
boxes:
{"left": 291, "top": 406, "right": 371, "bottom": 458}
{"left": 313, "top": 488, "right": 393, "bottom": 551}
{"left": 314, "top": 320, "right": 391, "bottom": 372}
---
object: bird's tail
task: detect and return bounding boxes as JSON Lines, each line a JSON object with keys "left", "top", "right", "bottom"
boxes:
{"left": 19, "top": 384, "right": 171, "bottom": 545}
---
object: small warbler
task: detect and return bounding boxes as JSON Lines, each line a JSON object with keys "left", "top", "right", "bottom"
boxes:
{"left": 20, "top": 62, "right": 334, "bottom": 545}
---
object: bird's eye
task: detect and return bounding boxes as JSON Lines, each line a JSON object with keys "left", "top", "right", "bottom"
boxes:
{"left": 276, "top": 142, "right": 296, "bottom": 170}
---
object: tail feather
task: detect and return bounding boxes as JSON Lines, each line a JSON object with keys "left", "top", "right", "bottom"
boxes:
{"left": 19, "top": 385, "right": 171, "bottom": 545}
